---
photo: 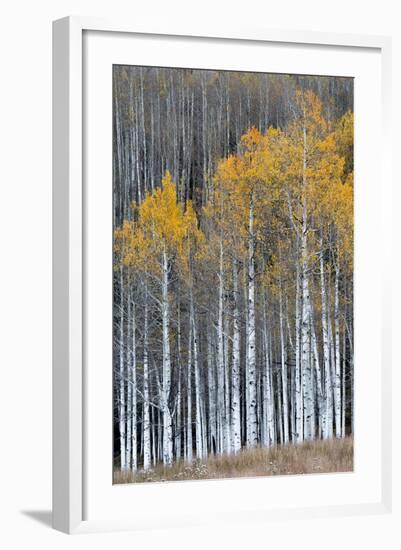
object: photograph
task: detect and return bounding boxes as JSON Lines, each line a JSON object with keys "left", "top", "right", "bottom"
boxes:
{"left": 112, "top": 65, "right": 354, "bottom": 484}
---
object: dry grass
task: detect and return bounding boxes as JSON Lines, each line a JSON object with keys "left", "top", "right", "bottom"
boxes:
{"left": 113, "top": 437, "right": 353, "bottom": 484}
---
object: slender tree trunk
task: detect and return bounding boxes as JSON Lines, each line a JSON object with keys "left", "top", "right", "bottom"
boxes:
{"left": 119, "top": 267, "right": 126, "bottom": 470}
{"left": 320, "top": 240, "right": 333, "bottom": 439}
{"left": 217, "top": 239, "right": 226, "bottom": 454}
{"left": 248, "top": 191, "right": 258, "bottom": 447}
{"left": 207, "top": 326, "right": 217, "bottom": 454}
{"left": 334, "top": 261, "right": 342, "bottom": 437}
{"left": 161, "top": 248, "right": 173, "bottom": 465}
{"left": 223, "top": 303, "right": 231, "bottom": 454}
{"left": 262, "top": 281, "right": 274, "bottom": 446}
{"left": 348, "top": 316, "right": 354, "bottom": 435}
{"left": 244, "top": 268, "right": 251, "bottom": 447}
{"left": 279, "top": 278, "right": 289, "bottom": 443}
{"left": 231, "top": 259, "right": 241, "bottom": 453}
{"left": 311, "top": 315, "right": 324, "bottom": 438}
{"left": 201, "top": 390, "right": 208, "bottom": 458}
{"left": 186, "top": 318, "right": 193, "bottom": 462}
{"left": 139, "top": 68, "right": 147, "bottom": 192}
{"left": 131, "top": 301, "right": 138, "bottom": 470}
{"left": 300, "top": 124, "right": 313, "bottom": 441}
{"left": 176, "top": 304, "right": 182, "bottom": 460}
{"left": 143, "top": 284, "right": 151, "bottom": 470}
{"left": 277, "top": 368, "right": 283, "bottom": 444}
{"left": 151, "top": 407, "right": 157, "bottom": 467}
{"left": 128, "top": 298, "right": 137, "bottom": 471}
{"left": 126, "top": 293, "right": 132, "bottom": 469}
{"left": 341, "top": 328, "right": 346, "bottom": 437}
{"left": 295, "top": 256, "right": 303, "bottom": 443}
{"left": 190, "top": 290, "right": 203, "bottom": 459}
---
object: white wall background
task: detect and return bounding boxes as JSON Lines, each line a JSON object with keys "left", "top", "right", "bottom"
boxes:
{"left": 0, "top": 1, "right": 399, "bottom": 548}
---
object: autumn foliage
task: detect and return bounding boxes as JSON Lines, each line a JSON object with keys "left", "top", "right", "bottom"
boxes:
{"left": 113, "top": 74, "right": 354, "bottom": 480}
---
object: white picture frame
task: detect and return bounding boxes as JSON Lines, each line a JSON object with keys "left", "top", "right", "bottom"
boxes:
{"left": 52, "top": 16, "right": 392, "bottom": 535}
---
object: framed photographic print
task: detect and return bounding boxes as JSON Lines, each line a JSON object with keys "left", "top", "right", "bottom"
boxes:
{"left": 52, "top": 17, "right": 392, "bottom": 534}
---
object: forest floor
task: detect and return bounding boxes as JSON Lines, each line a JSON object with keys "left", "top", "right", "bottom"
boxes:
{"left": 113, "top": 437, "right": 353, "bottom": 484}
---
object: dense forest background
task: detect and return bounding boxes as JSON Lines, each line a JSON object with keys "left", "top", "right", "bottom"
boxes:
{"left": 113, "top": 66, "right": 354, "bottom": 480}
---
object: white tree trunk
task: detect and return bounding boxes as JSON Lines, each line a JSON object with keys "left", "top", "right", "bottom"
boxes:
{"left": 119, "top": 267, "right": 126, "bottom": 470}
{"left": 223, "top": 307, "right": 231, "bottom": 454}
{"left": 129, "top": 298, "right": 137, "bottom": 471}
{"left": 295, "top": 262, "right": 303, "bottom": 444}
{"left": 247, "top": 192, "right": 258, "bottom": 447}
{"left": 217, "top": 239, "right": 226, "bottom": 454}
{"left": 186, "top": 319, "right": 193, "bottom": 462}
{"left": 262, "top": 299, "right": 274, "bottom": 446}
{"left": 231, "top": 259, "right": 241, "bottom": 453}
{"left": 334, "top": 262, "right": 342, "bottom": 438}
{"left": 126, "top": 295, "right": 132, "bottom": 469}
{"left": 300, "top": 125, "right": 313, "bottom": 441}
{"left": 191, "top": 291, "right": 203, "bottom": 459}
{"left": 176, "top": 300, "right": 182, "bottom": 460}
{"left": 244, "top": 272, "right": 251, "bottom": 447}
{"left": 143, "top": 286, "right": 151, "bottom": 471}
{"left": 207, "top": 328, "right": 217, "bottom": 454}
{"left": 301, "top": 258, "right": 313, "bottom": 440}
{"left": 201, "top": 394, "right": 208, "bottom": 458}
{"left": 279, "top": 281, "right": 289, "bottom": 444}
{"left": 162, "top": 248, "right": 173, "bottom": 465}
{"left": 277, "top": 373, "right": 283, "bottom": 444}
{"left": 341, "top": 329, "right": 346, "bottom": 438}
{"left": 311, "top": 316, "right": 324, "bottom": 438}
{"left": 320, "top": 242, "right": 333, "bottom": 439}
{"left": 176, "top": 358, "right": 182, "bottom": 460}
{"left": 132, "top": 302, "right": 138, "bottom": 470}
{"left": 151, "top": 408, "right": 157, "bottom": 467}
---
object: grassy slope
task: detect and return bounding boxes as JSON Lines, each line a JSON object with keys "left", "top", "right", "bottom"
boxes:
{"left": 114, "top": 436, "right": 353, "bottom": 484}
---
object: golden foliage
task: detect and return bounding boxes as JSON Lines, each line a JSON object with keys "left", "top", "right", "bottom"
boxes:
{"left": 115, "top": 89, "right": 353, "bottom": 283}
{"left": 114, "top": 171, "right": 205, "bottom": 280}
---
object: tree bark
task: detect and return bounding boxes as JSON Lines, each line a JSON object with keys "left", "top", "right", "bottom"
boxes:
{"left": 161, "top": 248, "right": 173, "bottom": 465}
{"left": 247, "top": 191, "right": 258, "bottom": 447}
{"left": 231, "top": 259, "right": 241, "bottom": 453}
{"left": 143, "top": 284, "right": 151, "bottom": 470}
